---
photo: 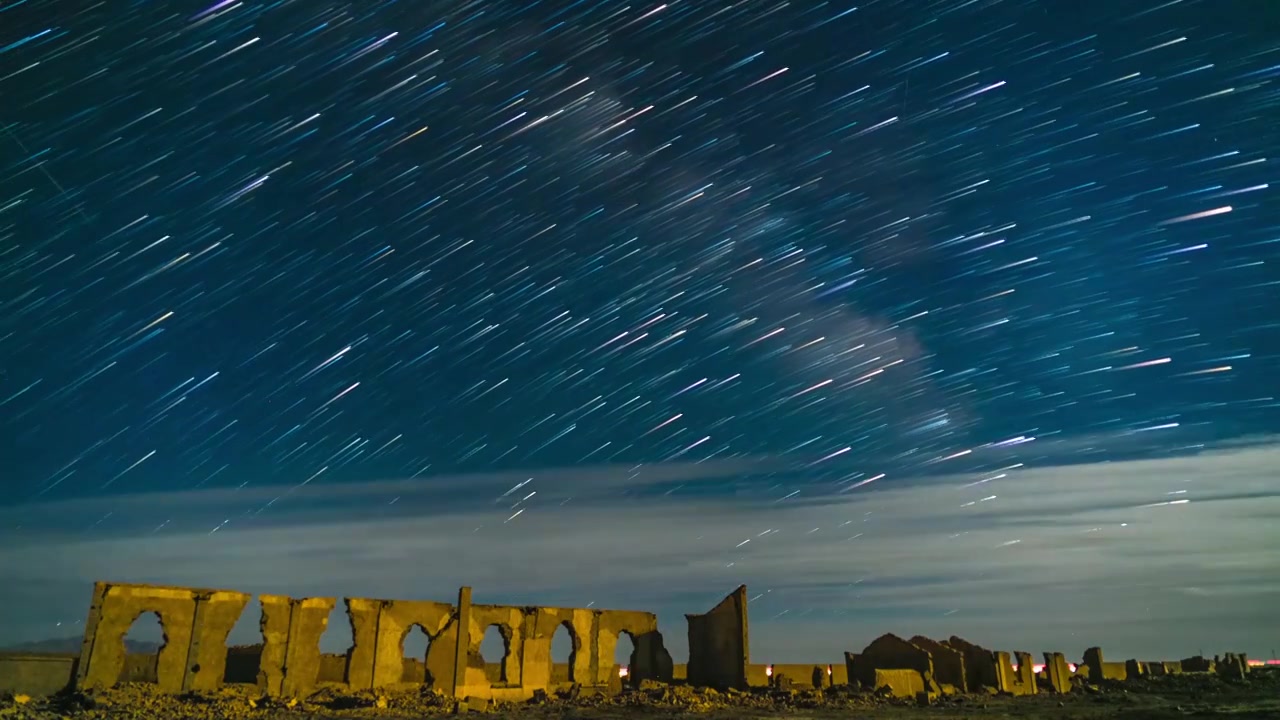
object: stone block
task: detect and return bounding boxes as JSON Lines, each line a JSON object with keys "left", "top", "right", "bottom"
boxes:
{"left": 945, "top": 636, "right": 999, "bottom": 691}
{"left": 910, "top": 635, "right": 966, "bottom": 692}
{"left": 872, "top": 668, "right": 924, "bottom": 698}
{"left": 1042, "top": 652, "right": 1072, "bottom": 693}
{"left": 183, "top": 590, "right": 251, "bottom": 693}
{"left": 851, "top": 634, "right": 932, "bottom": 687}
{"left": 1180, "top": 655, "right": 1213, "bottom": 673}
{"left": 1217, "top": 653, "right": 1248, "bottom": 681}
{"left": 994, "top": 651, "right": 1036, "bottom": 695}
{"left": 256, "top": 594, "right": 336, "bottom": 697}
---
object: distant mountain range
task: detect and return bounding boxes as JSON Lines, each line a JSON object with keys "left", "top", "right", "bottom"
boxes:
{"left": 2, "top": 636, "right": 161, "bottom": 654}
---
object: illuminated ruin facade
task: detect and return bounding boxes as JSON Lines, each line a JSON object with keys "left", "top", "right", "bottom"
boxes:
{"left": 0, "top": 580, "right": 1252, "bottom": 701}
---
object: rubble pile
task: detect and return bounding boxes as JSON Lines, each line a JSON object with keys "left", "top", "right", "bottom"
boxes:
{"left": 2, "top": 667, "right": 1276, "bottom": 720}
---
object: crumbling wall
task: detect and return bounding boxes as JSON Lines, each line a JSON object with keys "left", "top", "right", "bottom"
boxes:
{"left": 909, "top": 636, "right": 966, "bottom": 692}
{"left": 519, "top": 607, "right": 592, "bottom": 689}
{"left": 1181, "top": 655, "right": 1214, "bottom": 672}
{"left": 0, "top": 655, "right": 78, "bottom": 697}
{"left": 67, "top": 581, "right": 671, "bottom": 701}
{"left": 258, "top": 594, "right": 335, "bottom": 697}
{"left": 848, "top": 634, "right": 933, "bottom": 688}
{"left": 374, "top": 599, "right": 455, "bottom": 689}
{"left": 55, "top": 579, "right": 1248, "bottom": 703}
{"left": 994, "top": 651, "right": 1036, "bottom": 695}
{"left": 685, "top": 585, "right": 749, "bottom": 690}
{"left": 1217, "top": 653, "right": 1248, "bottom": 680}
{"left": 76, "top": 582, "right": 248, "bottom": 694}
{"left": 466, "top": 603, "right": 524, "bottom": 691}
{"left": 944, "top": 636, "right": 999, "bottom": 691}
{"left": 1042, "top": 652, "right": 1072, "bottom": 693}
{"left": 754, "top": 663, "right": 846, "bottom": 689}
{"left": 873, "top": 668, "right": 924, "bottom": 698}
{"left": 1082, "top": 647, "right": 1127, "bottom": 681}
{"left": 597, "top": 608, "right": 672, "bottom": 686}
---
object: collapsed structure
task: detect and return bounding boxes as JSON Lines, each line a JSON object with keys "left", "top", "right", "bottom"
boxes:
{"left": 0, "top": 581, "right": 1251, "bottom": 701}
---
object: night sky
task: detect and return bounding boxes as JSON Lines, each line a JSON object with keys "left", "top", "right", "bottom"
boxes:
{"left": 2, "top": 1, "right": 1278, "bottom": 662}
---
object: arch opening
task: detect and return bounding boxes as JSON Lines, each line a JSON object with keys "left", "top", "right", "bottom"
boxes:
{"left": 615, "top": 631, "right": 636, "bottom": 681}
{"left": 119, "top": 611, "right": 165, "bottom": 684}
{"left": 223, "top": 598, "right": 264, "bottom": 684}
{"left": 317, "top": 602, "right": 356, "bottom": 684}
{"left": 479, "top": 624, "right": 510, "bottom": 684}
{"left": 401, "top": 623, "right": 434, "bottom": 684}
{"left": 550, "top": 622, "right": 575, "bottom": 683}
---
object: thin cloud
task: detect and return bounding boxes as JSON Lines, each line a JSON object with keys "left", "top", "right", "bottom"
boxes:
{"left": 0, "top": 444, "right": 1277, "bottom": 664}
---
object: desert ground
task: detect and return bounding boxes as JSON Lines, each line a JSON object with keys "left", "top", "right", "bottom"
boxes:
{"left": 4, "top": 667, "right": 1278, "bottom": 720}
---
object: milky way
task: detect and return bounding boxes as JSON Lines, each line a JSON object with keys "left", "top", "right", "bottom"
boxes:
{"left": 2, "top": 0, "right": 1278, "bottom": 517}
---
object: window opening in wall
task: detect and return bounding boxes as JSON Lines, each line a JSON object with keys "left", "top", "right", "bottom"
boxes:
{"left": 615, "top": 631, "right": 636, "bottom": 679}
{"left": 550, "top": 621, "right": 575, "bottom": 683}
{"left": 401, "top": 623, "right": 433, "bottom": 684}
{"left": 479, "top": 624, "right": 509, "bottom": 684}
{"left": 223, "top": 598, "right": 265, "bottom": 684}
{"left": 317, "top": 601, "right": 356, "bottom": 685}
{"left": 119, "top": 611, "right": 165, "bottom": 684}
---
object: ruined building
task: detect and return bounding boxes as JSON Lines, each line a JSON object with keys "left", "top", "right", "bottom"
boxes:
{"left": 0, "top": 580, "right": 1250, "bottom": 700}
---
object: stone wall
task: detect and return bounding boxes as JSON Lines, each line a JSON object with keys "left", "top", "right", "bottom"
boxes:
{"left": 0, "top": 654, "right": 77, "bottom": 697}
{"left": 0, "top": 580, "right": 1250, "bottom": 700}
{"left": 68, "top": 581, "right": 670, "bottom": 701}
{"left": 685, "top": 585, "right": 749, "bottom": 690}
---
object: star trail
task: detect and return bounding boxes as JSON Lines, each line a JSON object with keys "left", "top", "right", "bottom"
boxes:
{"left": 2, "top": 0, "right": 1280, "bottom": 652}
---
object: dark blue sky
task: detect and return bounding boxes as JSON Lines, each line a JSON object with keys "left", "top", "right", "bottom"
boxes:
{"left": 1, "top": 0, "right": 1278, "bottom": 660}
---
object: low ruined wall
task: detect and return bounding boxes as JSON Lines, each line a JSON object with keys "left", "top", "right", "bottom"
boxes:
{"left": 0, "top": 654, "right": 78, "bottom": 697}
{"left": 6, "top": 580, "right": 1247, "bottom": 702}
{"left": 747, "top": 662, "right": 848, "bottom": 689}
{"left": 68, "top": 581, "right": 671, "bottom": 701}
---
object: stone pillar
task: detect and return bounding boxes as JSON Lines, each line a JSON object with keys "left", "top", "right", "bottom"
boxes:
{"left": 1083, "top": 647, "right": 1105, "bottom": 683}
{"left": 994, "top": 651, "right": 1017, "bottom": 693}
{"left": 75, "top": 583, "right": 108, "bottom": 690}
{"left": 1014, "top": 651, "right": 1037, "bottom": 695}
{"left": 280, "top": 597, "right": 336, "bottom": 697}
{"left": 258, "top": 595, "right": 292, "bottom": 695}
{"left": 450, "top": 587, "right": 472, "bottom": 697}
{"left": 183, "top": 590, "right": 251, "bottom": 692}
{"left": 343, "top": 598, "right": 384, "bottom": 691}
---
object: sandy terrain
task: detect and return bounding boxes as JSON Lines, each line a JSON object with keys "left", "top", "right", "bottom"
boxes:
{"left": 3, "top": 667, "right": 1277, "bottom": 720}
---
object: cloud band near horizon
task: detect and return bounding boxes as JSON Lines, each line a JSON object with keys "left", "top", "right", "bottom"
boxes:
{"left": 1, "top": 443, "right": 1277, "bottom": 664}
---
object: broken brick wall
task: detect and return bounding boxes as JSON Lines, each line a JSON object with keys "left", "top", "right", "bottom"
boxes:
{"left": 849, "top": 634, "right": 933, "bottom": 687}
{"left": 76, "top": 582, "right": 249, "bottom": 694}
{"left": 685, "top": 585, "right": 749, "bottom": 690}
{"left": 70, "top": 581, "right": 669, "bottom": 702}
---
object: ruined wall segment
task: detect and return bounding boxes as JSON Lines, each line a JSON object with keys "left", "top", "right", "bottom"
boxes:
{"left": 343, "top": 597, "right": 383, "bottom": 691}
{"left": 183, "top": 590, "right": 251, "bottom": 692}
{"left": 596, "top": 607, "right": 672, "bottom": 686}
{"left": 256, "top": 594, "right": 336, "bottom": 697}
{"left": 1043, "top": 652, "right": 1072, "bottom": 693}
{"left": 46, "top": 578, "right": 1254, "bottom": 705}
{"left": 465, "top": 603, "right": 524, "bottom": 691}
{"left": 518, "top": 607, "right": 591, "bottom": 689}
{"left": 909, "top": 635, "right": 966, "bottom": 692}
{"left": 685, "top": 585, "right": 749, "bottom": 689}
{"left": 848, "top": 634, "right": 933, "bottom": 688}
{"left": 1083, "top": 646, "right": 1127, "bottom": 682}
{"left": 373, "top": 599, "right": 455, "bottom": 689}
{"left": 76, "top": 582, "right": 248, "bottom": 694}
{"left": 944, "top": 636, "right": 999, "bottom": 691}
{"left": 993, "top": 650, "right": 1037, "bottom": 695}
